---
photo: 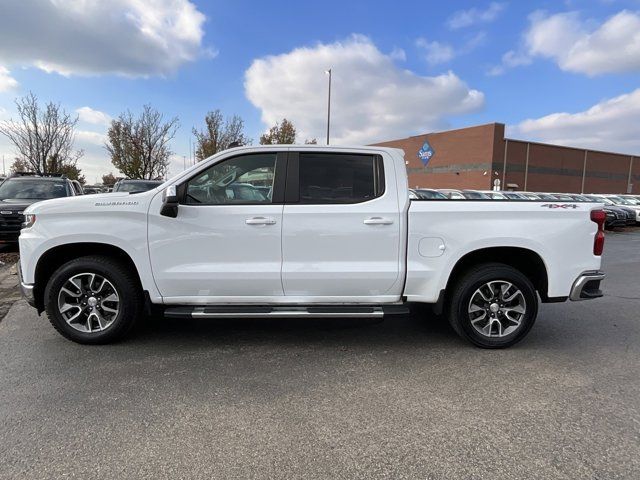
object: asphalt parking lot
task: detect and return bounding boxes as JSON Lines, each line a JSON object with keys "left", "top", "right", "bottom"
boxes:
{"left": 1, "top": 231, "right": 639, "bottom": 480}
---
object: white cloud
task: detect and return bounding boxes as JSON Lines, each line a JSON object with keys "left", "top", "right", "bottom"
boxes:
{"left": 417, "top": 32, "right": 487, "bottom": 66}
{"left": 526, "top": 10, "right": 640, "bottom": 75}
{"left": 448, "top": 2, "right": 506, "bottom": 29}
{"left": 416, "top": 39, "right": 455, "bottom": 65}
{"left": 76, "top": 107, "right": 111, "bottom": 126}
{"left": 244, "top": 35, "right": 484, "bottom": 144}
{"left": 0, "top": 0, "right": 207, "bottom": 77}
{"left": 0, "top": 66, "right": 19, "bottom": 92}
{"left": 75, "top": 130, "right": 107, "bottom": 146}
{"left": 487, "top": 49, "right": 532, "bottom": 75}
{"left": 510, "top": 88, "right": 640, "bottom": 154}
{"left": 389, "top": 47, "right": 407, "bottom": 62}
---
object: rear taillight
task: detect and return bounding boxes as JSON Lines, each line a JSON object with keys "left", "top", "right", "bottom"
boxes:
{"left": 591, "top": 210, "right": 605, "bottom": 256}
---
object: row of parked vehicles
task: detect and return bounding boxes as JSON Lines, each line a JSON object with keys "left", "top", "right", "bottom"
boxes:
{"left": 409, "top": 188, "right": 640, "bottom": 229}
{"left": 0, "top": 172, "right": 163, "bottom": 243}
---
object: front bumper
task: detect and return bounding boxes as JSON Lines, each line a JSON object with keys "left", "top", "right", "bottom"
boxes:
{"left": 569, "top": 271, "right": 605, "bottom": 301}
{"left": 17, "top": 262, "right": 36, "bottom": 308}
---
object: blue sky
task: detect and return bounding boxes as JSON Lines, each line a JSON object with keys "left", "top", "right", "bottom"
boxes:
{"left": 1, "top": 0, "right": 640, "bottom": 182}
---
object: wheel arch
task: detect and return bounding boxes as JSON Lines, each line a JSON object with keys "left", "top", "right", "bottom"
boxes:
{"left": 438, "top": 246, "right": 551, "bottom": 312}
{"left": 33, "top": 243, "right": 143, "bottom": 313}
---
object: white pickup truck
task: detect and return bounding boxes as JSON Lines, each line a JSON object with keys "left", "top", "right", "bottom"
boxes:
{"left": 18, "top": 145, "right": 606, "bottom": 348}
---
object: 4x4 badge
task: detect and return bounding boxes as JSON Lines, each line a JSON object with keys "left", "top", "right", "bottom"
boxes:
{"left": 540, "top": 203, "right": 579, "bottom": 209}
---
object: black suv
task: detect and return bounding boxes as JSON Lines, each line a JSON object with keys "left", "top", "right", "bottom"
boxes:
{"left": 0, "top": 173, "right": 76, "bottom": 243}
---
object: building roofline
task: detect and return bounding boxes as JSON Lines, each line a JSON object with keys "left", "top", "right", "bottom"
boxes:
{"left": 505, "top": 136, "right": 637, "bottom": 158}
{"left": 372, "top": 122, "right": 504, "bottom": 145}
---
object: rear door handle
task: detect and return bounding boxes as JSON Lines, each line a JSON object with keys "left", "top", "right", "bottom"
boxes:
{"left": 363, "top": 217, "right": 394, "bottom": 225}
{"left": 245, "top": 216, "right": 276, "bottom": 225}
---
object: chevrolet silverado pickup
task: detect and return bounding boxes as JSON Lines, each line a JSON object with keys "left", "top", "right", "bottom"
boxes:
{"left": 18, "top": 146, "right": 606, "bottom": 348}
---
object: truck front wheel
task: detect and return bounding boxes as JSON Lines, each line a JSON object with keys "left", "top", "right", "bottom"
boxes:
{"left": 44, "top": 255, "right": 142, "bottom": 344}
{"left": 447, "top": 263, "right": 538, "bottom": 348}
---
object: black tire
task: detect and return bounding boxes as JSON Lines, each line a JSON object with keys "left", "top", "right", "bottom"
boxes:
{"left": 447, "top": 262, "right": 538, "bottom": 348}
{"left": 44, "top": 255, "right": 142, "bottom": 344}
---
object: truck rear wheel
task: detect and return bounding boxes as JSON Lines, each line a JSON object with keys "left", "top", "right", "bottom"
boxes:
{"left": 447, "top": 263, "right": 538, "bottom": 348}
{"left": 44, "top": 255, "right": 142, "bottom": 344}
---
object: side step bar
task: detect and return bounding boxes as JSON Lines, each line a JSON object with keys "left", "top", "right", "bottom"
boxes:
{"left": 164, "top": 304, "right": 410, "bottom": 319}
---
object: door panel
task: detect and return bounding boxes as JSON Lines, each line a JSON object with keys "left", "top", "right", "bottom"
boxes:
{"left": 281, "top": 152, "right": 402, "bottom": 299}
{"left": 147, "top": 151, "right": 286, "bottom": 301}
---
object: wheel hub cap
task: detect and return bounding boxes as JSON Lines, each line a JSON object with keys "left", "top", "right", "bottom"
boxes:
{"left": 87, "top": 297, "right": 98, "bottom": 307}
{"left": 467, "top": 280, "right": 527, "bottom": 338}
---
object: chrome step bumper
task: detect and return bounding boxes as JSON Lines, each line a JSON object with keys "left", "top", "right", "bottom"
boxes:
{"left": 569, "top": 271, "right": 605, "bottom": 301}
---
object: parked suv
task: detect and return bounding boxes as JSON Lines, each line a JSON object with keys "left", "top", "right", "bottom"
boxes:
{"left": 113, "top": 179, "right": 163, "bottom": 193}
{"left": 0, "top": 173, "right": 75, "bottom": 243}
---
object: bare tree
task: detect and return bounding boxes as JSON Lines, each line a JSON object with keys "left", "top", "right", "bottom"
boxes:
{"left": 260, "top": 118, "right": 297, "bottom": 145}
{"left": 105, "top": 105, "right": 179, "bottom": 180}
{"left": 0, "top": 92, "right": 83, "bottom": 174}
{"left": 192, "top": 110, "right": 250, "bottom": 161}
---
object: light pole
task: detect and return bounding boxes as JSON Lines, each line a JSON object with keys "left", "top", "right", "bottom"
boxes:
{"left": 325, "top": 68, "right": 332, "bottom": 145}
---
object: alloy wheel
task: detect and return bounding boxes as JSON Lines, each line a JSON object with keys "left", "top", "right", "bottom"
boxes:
{"left": 467, "top": 280, "right": 526, "bottom": 338}
{"left": 57, "top": 273, "right": 120, "bottom": 333}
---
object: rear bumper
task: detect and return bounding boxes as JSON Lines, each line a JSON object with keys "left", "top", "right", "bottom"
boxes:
{"left": 569, "top": 271, "right": 605, "bottom": 301}
{"left": 17, "top": 262, "right": 36, "bottom": 308}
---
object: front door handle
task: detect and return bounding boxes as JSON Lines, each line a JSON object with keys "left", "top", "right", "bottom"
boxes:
{"left": 364, "top": 217, "right": 394, "bottom": 225}
{"left": 246, "top": 216, "right": 276, "bottom": 225}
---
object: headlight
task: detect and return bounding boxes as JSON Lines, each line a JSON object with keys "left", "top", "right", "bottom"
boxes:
{"left": 22, "top": 213, "right": 36, "bottom": 229}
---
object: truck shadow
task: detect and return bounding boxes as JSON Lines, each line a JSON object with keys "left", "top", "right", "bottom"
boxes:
{"left": 129, "top": 306, "right": 465, "bottom": 350}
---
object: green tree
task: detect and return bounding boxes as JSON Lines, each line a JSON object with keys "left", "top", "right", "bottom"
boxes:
{"left": 102, "top": 172, "right": 117, "bottom": 186}
{"left": 105, "top": 105, "right": 179, "bottom": 180}
{"left": 259, "top": 118, "right": 297, "bottom": 145}
{"left": 192, "top": 110, "right": 250, "bottom": 161}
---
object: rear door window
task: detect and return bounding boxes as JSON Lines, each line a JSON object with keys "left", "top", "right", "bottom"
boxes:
{"left": 296, "top": 153, "right": 384, "bottom": 204}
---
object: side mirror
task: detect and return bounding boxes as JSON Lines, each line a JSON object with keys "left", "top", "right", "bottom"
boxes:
{"left": 160, "top": 185, "right": 179, "bottom": 218}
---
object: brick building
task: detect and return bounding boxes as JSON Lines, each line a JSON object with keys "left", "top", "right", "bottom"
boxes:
{"left": 373, "top": 123, "right": 639, "bottom": 194}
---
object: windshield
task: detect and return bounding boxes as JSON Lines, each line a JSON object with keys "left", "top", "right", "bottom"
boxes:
{"left": 609, "top": 196, "right": 634, "bottom": 205}
{"left": 600, "top": 197, "right": 615, "bottom": 205}
{"left": 114, "top": 181, "right": 161, "bottom": 193}
{"left": 0, "top": 179, "right": 69, "bottom": 200}
{"left": 462, "top": 191, "right": 490, "bottom": 199}
{"left": 504, "top": 192, "right": 524, "bottom": 200}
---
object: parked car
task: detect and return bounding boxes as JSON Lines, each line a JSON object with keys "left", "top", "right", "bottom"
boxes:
{"left": 437, "top": 188, "right": 466, "bottom": 199}
{"left": 82, "top": 186, "right": 101, "bottom": 195}
{"left": 582, "top": 195, "right": 630, "bottom": 228}
{"left": 479, "top": 190, "right": 507, "bottom": 199}
{"left": 602, "top": 195, "right": 640, "bottom": 224}
{"left": 415, "top": 189, "right": 447, "bottom": 200}
{"left": 70, "top": 180, "right": 84, "bottom": 195}
{"left": 590, "top": 195, "right": 636, "bottom": 226}
{"left": 502, "top": 191, "right": 528, "bottom": 200}
{"left": 113, "top": 179, "right": 163, "bottom": 193}
{"left": 19, "top": 146, "right": 607, "bottom": 349}
{"left": 519, "top": 192, "right": 541, "bottom": 200}
{"left": 461, "top": 190, "right": 491, "bottom": 200}
{"left": 0, "top": 173, "right": 76, "bottom": 243}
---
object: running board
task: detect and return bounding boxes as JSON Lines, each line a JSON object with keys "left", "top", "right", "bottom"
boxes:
{"left": 163, "top": 304, "right": 409, "bottom": 319}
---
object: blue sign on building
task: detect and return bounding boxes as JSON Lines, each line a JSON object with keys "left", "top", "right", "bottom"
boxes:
{"left": 418, "top": 140, "right": 435, "bottom": 166}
